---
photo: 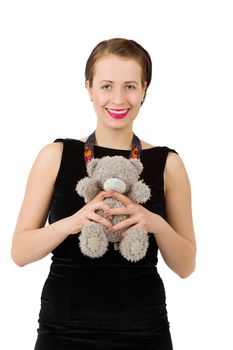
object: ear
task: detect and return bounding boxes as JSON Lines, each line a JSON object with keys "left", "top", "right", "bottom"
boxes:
{"left": 140, "top": 81, "right": 147, "bottom": 105}
{"left": 85, "top": 80, "right": 93, "bottom": 101}
{"left": 143, "top": 81, "right": 147, "bottom": 92}
{"left": 129, "top": 158, "right": 143, "bottom": 175}
{"left": 86, "top": 158, "right": 99, "bottom": 176}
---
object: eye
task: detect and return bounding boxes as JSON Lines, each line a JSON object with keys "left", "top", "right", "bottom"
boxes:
{"left": 101, "top": 84, "right": 112, "bottom": 90}
{"left": 126, "top": 85, "right": 136, "bottom": 90}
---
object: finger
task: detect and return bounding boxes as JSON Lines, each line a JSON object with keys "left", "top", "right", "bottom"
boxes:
{"left": 92, "top": 191, "right": 110, "bottom": 204}
{"left": 101, "top": 208, "right": 113, "bottom": 219}
{"left": 121, "top": 230, "right": 128, "bottom": 239}
{"left": 121, "top": 223, "right": 141, "bottom": 238}
{"left": 90, "top": 200, "right": 113, "bottom": 220}
{"left": 106, "top": 191, "right": 132, "bottom": 206}
{"left": 92, "top": 201, "right": 111, "bottom": 212}
{"left": 111, "top": 217, "right": 136, "bottom": 232}
{"left": 107, "top": 206, "right": 130, "bottom": 216}
{"left": 98, "top": 191, "right": 115, "bottom": 200}
{"left": 90, "top": 212, "right": 113, "bottom": 228}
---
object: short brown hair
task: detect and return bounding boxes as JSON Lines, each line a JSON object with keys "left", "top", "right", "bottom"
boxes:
{"left": 85, "top": 38, "right": 152, "bottom": 105}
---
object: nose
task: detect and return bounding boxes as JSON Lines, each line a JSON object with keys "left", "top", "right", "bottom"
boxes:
{"left": 112, "top": 87, "right": 125, "bottom": 105}
{"left": 103, "top": 178, "right": 126, "bottom": 193}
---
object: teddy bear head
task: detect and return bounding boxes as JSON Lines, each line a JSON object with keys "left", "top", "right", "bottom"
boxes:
{"left": 87, "top": 155, "right": 143, "bottom": 194}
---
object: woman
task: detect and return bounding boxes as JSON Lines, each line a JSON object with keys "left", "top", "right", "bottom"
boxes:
{"left": 11, "top": 38, "right": 196, "bottom": 349}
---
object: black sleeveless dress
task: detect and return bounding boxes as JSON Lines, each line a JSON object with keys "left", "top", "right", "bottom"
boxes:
{"left": 34, "top": 138, "right": 178, "bottom": 350}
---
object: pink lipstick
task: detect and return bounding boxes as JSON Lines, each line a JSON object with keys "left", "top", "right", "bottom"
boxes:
{"left": 107, "top": 108, "right": 129, "bottom": 119}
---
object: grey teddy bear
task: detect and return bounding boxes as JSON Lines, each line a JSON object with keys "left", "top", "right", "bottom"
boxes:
{"left": 75, "top": 155, "right": 151, "bottom": 262}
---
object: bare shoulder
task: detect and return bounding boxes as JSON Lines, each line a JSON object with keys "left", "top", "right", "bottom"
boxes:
{"left": 13, "top": 142, "right": 64, "bottom": 237}
{"left": 31, "top": 142, "right": 64, "bottom": 182}
{"left": 165, "top": 151, "right": 183, "bottom": 172}
{"left": 38, "top": 141, "right": 63, "bottom": 157}
{"left": 164, "top": 152, "right": 190, "bottom": 193}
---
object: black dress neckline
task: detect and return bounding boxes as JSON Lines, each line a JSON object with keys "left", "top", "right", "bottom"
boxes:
{"left": 76, "top": 139, "right": 159, "bottom": 153}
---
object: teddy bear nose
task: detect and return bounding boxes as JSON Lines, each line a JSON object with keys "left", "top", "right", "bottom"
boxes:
{"left": 103, "top": 178, "right": 126, "bottom": 193}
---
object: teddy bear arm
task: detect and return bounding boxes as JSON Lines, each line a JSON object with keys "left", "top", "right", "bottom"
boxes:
{"left": 76, "top": 177, "right": 100, "bottom": 203}
{"left": 127, "top": 180, "right": 151, "bottom": 204}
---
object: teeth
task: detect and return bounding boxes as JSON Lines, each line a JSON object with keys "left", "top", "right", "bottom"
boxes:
{"left": 108, "top": 109, "right": 128, "bottom": 114}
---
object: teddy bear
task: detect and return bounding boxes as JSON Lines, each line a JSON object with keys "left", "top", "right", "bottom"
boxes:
{"left": 75, "top": 155, "right": 151, "bottom": 262}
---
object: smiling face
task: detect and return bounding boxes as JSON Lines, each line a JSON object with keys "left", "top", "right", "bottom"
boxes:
{"left": 86, "top": 54, "right": 147, "bottom": 129}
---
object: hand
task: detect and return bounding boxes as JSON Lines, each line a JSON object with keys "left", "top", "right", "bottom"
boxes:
{"left": 105, "top": 191, "right": 156, "bottom": 237}
{"left": 68, "top": 191, "right": 113, "bottom": 234}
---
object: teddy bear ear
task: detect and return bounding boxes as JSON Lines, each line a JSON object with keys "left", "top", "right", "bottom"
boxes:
{"left": 86, "top": 158, "right": 100, "bottom": 176}
{"left": 129, "top": 158, "right": 143, "bottom": 175}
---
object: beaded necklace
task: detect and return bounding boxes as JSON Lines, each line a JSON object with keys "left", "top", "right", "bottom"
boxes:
{"left": 84, "top": 130, "right": 142, "bottom": 165}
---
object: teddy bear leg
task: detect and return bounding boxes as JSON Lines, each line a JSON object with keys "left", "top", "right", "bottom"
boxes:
{"left": 79, "top": 222, "right": 108, "bottom": 258}
{"left": 119, "top": 228, "right": 149, "bottom": 262}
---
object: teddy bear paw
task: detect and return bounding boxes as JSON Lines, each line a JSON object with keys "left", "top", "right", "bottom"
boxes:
{"left": 79, "top": 222, "right": 108, "bottom": 258}
{"left": 120, "top": 228, "right": 149, "bottom": 262}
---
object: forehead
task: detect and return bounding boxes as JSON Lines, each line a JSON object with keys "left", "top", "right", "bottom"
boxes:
{"left": 93, "top": 55, "right": 142, "bottom": 82}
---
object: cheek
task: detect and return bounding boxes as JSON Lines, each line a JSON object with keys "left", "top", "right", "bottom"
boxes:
{"left": 129, "top": 93, "right": 143, "bottom": 107}
{"left": 93, "top": 93, "right": 108, "bottom": 106}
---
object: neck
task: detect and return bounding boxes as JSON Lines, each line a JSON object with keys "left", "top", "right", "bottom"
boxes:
{"left": 95, "top": 124, "right": 134, "bottom": 150}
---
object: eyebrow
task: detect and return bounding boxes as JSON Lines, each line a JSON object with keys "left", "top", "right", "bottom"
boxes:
{"left": 99, "top": 80, "right": 139, "bottom": 84}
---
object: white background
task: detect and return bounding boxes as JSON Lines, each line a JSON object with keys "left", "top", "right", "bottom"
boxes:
{"left": 1, "top": 0, "right": 232, "bottom": 349}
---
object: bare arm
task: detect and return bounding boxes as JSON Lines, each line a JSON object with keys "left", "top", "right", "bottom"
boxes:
{"left": 11, "top": 142, "right": 69, "bottom": 266}
{"left": 11, "top": 142, "right": 113, "bottom": 267}
{"left": 153, "top": 152, "right": 196, "bottom": 278}
{"left": 104, "top": 152, "right": 196, "bottom": 278}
